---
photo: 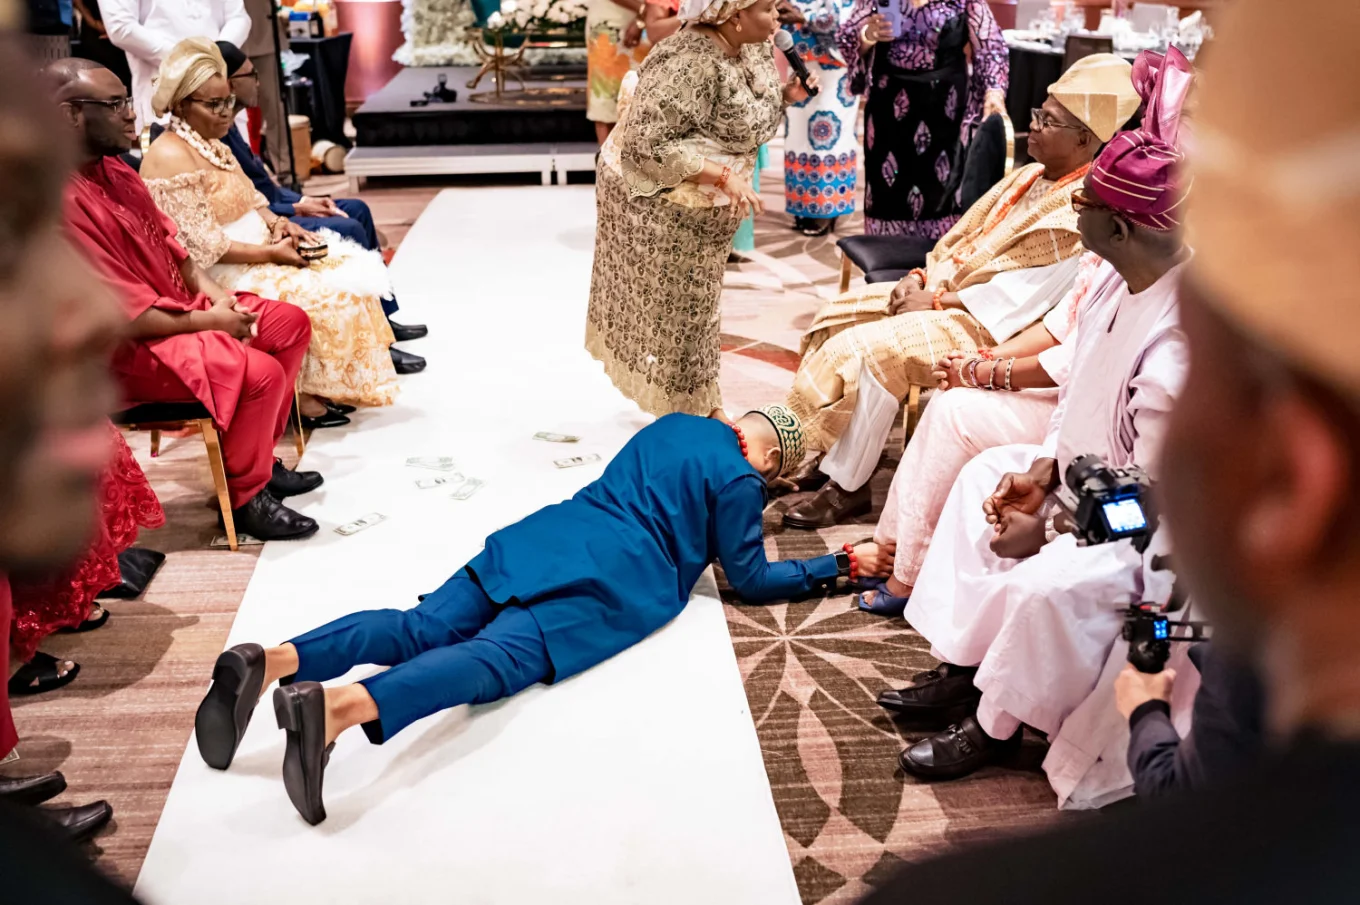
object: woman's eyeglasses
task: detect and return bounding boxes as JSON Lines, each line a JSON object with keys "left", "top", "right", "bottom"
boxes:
{"left": 1031, "top": 108, "right": 1086, "bottom": 133}
{"left": 187, "top": 95, "right": 238, "bottom": 117}
{"left": 64, "top": 96, "right": 133, "bottom": 115}
{"left": 1071, "top": 187, "right": 1111, "bottom": 214}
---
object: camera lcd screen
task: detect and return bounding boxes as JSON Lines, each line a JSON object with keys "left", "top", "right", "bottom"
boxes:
{"left": 1102, "top": 498, "right": 1148, "bottom": 535}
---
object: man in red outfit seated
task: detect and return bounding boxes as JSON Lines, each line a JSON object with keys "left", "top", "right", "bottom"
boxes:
{"left": 50, "top": 59, "right": 322, "bottom": 541}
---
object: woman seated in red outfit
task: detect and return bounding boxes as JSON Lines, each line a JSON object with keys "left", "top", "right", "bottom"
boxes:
{"left": 8, "top": 426, "right": 163, "bottom": 698}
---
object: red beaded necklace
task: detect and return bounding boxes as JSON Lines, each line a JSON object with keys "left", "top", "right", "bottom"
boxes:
{"left": 730, "top": 422, "right": 749, "bottom": 458}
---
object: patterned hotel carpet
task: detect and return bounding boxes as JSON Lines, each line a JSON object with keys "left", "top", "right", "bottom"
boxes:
{"left": 7, "top": 168, "right": 1059, "bottom": 897}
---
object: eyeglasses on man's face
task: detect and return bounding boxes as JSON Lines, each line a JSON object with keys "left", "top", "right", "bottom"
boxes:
{"left": 187, "top": 94, "right": 238, "bottom": 117}
{"left": 1071, "top": 187, "right": 1112, "bottom": 214}
{"left": 230, "top": 70, "right": 260, "bottom": 83}
{"left": 1031, "top": 107, "right": 1085, "bottom": 133}
{"left": 64, "top": 96, "right": 133, "bottom": 115}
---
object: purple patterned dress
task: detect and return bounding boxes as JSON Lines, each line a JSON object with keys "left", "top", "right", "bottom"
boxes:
{"left": 837, "top": 0, "right": 1007, "bottom": 237}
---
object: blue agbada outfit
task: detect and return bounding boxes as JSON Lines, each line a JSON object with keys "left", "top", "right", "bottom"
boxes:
{"left": 222, "top": 125, "right": 398, "bottom": 316}
{"left": 289, "top": 414, "right": 839, "bottom": 742}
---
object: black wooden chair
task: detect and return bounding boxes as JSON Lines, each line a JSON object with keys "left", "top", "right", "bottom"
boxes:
{"left": 1062, "top": 34, "right": 1114, "bottom": 72}
{"left": 836, "top": 111, "right": 1015, "bottom": 294}
{"left": 113, "top": 391, "right": 306, "bottom": 551}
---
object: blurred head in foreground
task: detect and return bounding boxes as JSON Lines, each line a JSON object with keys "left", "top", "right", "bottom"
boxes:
{"left": 1161, "top": 0, "right": 1360, "bottom": 733}
{"left": 0, "top": 38, "right": 122, "bottom": 571}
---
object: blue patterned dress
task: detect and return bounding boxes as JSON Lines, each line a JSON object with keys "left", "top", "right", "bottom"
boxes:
{"left": 837, "top": 0, "right": 1007, "bottom": 237}
{"left": 782, "top": 0, "right": 860, "bottom": 221}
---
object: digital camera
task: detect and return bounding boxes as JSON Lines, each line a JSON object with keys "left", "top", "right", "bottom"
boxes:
{"left": 1059, "top": 453, "right": 1156, "bottom": 552}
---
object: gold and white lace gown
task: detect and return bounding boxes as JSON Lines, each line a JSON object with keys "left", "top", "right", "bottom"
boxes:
{"left": 144, "top": 161, "right": 399, "bottom": 406}
{"left": 586, "top": 30, "right": 786, "bottom": 417}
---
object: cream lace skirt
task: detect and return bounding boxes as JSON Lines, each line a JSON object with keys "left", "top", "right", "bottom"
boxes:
{"left": 214, "top": 214, "right": 399, "bottom": 406}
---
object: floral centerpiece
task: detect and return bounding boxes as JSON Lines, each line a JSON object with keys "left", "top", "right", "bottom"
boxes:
{"left": 484, "top": 0, "right": 588, "bottom": 34}
{"left": 397, "top": 0, "right": 588, "bottom": 66}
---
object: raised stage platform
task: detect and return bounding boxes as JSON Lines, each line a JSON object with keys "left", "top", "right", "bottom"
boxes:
{"left": 347, "top": 66, "right": 598, "bottom": 185}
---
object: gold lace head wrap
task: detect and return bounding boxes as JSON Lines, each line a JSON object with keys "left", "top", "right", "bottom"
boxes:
{"left": 0, "top": 0, "right": 18, "bottom": 30}
{"left": 678, "top": 0, "right": 762, "bottom": 26}
{"left": 1049, "top": 53, "right": 1140, "bottom": 142}
{"left": 1189, "top": 0, "right": 1360, "bottom": 392}
{"left": 152, "top": 38, "right": 227, "bottom": 118}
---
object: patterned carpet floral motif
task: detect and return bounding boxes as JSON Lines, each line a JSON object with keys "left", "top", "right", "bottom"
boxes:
{"left": 716, "top": 197, "right": 1061, "bottom": 903}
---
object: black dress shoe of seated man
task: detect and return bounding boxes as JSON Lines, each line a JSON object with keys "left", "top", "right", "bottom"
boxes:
{"left": 267, "top": 459, "right": 324, "bottom": 498}
{"left": 877, "top": 664, "right": 981, "bottom": 722}
{"left": 388, "top": 320, "right": 428, "bottom": 342}
{"left": 390, "top": 347, "right": 426, "bottom": 374}
{"left": 0, "top": 771, "right": 66, "bottom": 806}
{"left": 899, "top": 716, "right": 1022, "bottom": 780}
{"left": 783, "top": 481, "right": 872, "bottom": 529}
{"left": 37, "top": 800, "right": 114, "bottom": 843}
{"left": 195, "top": 643, "right": 267, "bottom": 770}
{"left": 232, "top": 490, "right": 319, "bottom": 541}
{"left": 274, "top": 682, "right": 333, "bottom": 826}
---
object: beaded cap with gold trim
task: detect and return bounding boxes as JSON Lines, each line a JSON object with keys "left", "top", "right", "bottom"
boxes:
{"left": 750, "top": 404, "right": 805, "bottom": 477}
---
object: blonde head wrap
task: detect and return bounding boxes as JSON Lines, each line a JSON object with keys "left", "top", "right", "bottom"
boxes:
{"left": 1189, "top": 0, "right": 1360, "bottom": 392}
{"left": 1049, "top": 53, "right": 1141, "bottom": 142}
{"left": 151, "top": 37, "right": 228, "bottom": 118}
{"left": 678, "top": 0, "right": 761, "bottom": 26}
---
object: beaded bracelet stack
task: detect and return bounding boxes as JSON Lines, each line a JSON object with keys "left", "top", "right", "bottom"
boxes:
{"left": 841, "top": 543, "right": 860, "bottom": 581}
{"left": 958, "top": 356, "right": 1018, "bottom": 391}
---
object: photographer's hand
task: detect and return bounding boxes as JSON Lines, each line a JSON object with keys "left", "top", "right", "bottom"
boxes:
{"left": 1115, "top": 664, "right": 1176, "bottom": 719}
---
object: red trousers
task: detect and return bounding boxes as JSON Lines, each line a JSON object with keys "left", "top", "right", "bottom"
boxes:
{"left": 122, "top": 298, "right": 311, "bottom": 508}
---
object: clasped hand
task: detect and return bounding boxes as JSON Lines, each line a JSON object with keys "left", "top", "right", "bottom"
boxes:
{"left": 202, "top": 294, "right": 258, "bottom": 342}
{"left": 887, "top": 273, "right": 933, "bottom": 315}
{"left": 983, "top": 462, "right": 1056, "bottom": 559}
{"left": 292, "top": 196, "right": 346, "bottom": 219}
{"left": 931, "top": 350, "right": 969, "bottom": 390}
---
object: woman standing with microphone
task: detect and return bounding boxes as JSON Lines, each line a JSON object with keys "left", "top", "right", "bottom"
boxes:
{"left": 586, "top": 0, "right": 817, "bottom": 417}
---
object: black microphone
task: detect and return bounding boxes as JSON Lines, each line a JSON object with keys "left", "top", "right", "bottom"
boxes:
{"left": 773, "top": 30, "right": 819, "bottom": 97}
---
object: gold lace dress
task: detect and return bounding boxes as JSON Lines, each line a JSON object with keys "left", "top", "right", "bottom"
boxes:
{"left": 586, "top": 29, "right": 786, "bottom": 417}
{"left": 144, "top": 150, "right": 398, "bottom": 406}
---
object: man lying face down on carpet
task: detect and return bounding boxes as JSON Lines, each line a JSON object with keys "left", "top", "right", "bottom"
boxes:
{"left": 194, "top": 406, "right": 884, "bottom": 824}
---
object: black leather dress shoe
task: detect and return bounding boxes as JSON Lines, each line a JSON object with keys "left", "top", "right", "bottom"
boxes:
{"left": 38, "top": 800, "right": 114, "bottom": 843}
{"left": 274, "top": 682, "right": 333, "bottom": 825}
{"left": 390, "top": 347, "right": 426, "bottom": 374}
{"left": 389, "top": 321, "right": 428, "bottom": 342}
{"left": 898, "top": 716, "right": 1021, "bottom": 780}
{"left": 267, "top": 460, "right": 324, "bottom": 499}
{"left": 231, "top": 490, "right": 319, "bottom": 541}
{"left": 0, "top": 771, "right": 66, "bottom": 806}
{"left": 322, "top": 400, "right": 356, "bottom": 416}
{"left": 299, "top": 410, "right": 350, "bottom": 430}
{"left": 877, "top": 664, "right": 981, "bottom": 723}
{"left": 196, "top": 643, "right": 267, "bottom": 770}
{"left": 783, "top": 481, "right": 872, "bottom": 529}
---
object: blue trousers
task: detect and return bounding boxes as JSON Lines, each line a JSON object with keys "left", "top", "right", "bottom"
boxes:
{"left": 289, "top": 570, "right": 552, "bottom": 743}
{"left": 291, "top": 198, "right": 398, "bottom": 317}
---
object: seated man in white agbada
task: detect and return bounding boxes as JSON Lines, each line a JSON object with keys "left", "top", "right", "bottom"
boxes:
{"left": 873, "top": 50, "right": 1196, "bottom": 785}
